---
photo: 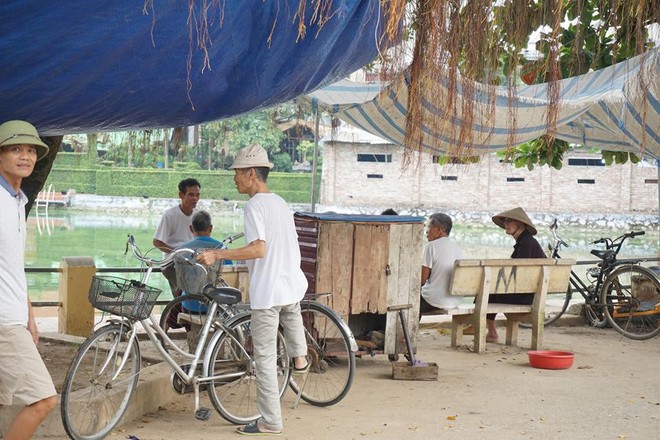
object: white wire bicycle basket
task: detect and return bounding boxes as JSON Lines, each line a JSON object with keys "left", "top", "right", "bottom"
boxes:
{"left": 174, "top": 253, "right": 226, "bottom": 295}
{"left": 88, "top": 276, "right": 162, "bottom": 320}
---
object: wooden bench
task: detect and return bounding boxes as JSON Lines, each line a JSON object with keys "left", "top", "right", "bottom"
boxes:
{"left": 424, "top": 258, "right": 574, "bottom": 353}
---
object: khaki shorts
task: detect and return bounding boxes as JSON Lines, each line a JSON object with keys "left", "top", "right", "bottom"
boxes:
{"left": 0, "top": 325, "right": 57, "bottom": 406}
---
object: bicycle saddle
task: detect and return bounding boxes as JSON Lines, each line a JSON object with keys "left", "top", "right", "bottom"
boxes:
{"left": 202, "top": 283, "right": 242, "bottom": 305}
{"left": 590, "top": 249, "right": 615, "bottom": 261}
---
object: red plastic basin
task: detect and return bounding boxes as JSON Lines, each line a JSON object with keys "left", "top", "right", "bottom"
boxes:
{"left": 527, "top": 350, "right": 575, "bottom": 370}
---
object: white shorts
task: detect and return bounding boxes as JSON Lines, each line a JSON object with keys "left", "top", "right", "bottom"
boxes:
{"left": 0, "top": 325, "right": 57, "bottom": 405}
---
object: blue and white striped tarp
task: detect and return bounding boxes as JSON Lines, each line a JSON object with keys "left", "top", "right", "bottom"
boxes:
{"left": 308, "top": 49, "right": 659, "bottom": 159}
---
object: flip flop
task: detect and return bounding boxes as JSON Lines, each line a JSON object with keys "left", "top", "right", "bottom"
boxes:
{"left": 292, "top": 357, "right": 311, "bottom": 375}
{"left": 236, "top": 421, "right": 282, "bottom": 436}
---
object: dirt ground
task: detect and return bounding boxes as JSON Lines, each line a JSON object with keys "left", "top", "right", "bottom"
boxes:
{"left": 29, "top": 321, "right": 660, "bottom": 440}
{"left": 38, "top": 339, "right": 80, "bottom": 395}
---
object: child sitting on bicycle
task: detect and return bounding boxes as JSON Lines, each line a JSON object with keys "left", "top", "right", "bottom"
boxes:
{"left": 169, "top": 210, "right": 231, "bottom": 328}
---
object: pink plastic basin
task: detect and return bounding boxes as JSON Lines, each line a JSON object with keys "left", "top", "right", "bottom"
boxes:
{"left": 527, "top": 350, "right": 575, "bottom": 370}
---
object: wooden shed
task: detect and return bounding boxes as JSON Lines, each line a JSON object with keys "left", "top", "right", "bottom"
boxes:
{"left": 294, "top": 213, "right": 425, "bottom": 356}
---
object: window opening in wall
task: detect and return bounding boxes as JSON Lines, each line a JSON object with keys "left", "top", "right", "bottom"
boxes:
{"left": 367, "top": 174, "right": 383, "bottom": 179}
{"left": 441, "top": 175, "right": 458, "bottom": 181}
{"left": 568, "top": 158, "right": 605, "bottom": 166}
{"left": 357, "top": 153, "right": 392, "bottom": 163}
{"left": 506, "top": 177, "right": 525, "bottom": 182}
{"left": 645, "top": 179, "right": 658, "bottom": 184}
{"left": 433, "top": 155, "right": 480, "bottom": 165}
{"left": 577, "top": 179, "right": 596, "bottom": 184}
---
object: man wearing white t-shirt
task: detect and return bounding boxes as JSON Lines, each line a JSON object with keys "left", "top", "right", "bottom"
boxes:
{"left": 153, "top": 178, "right": 200, "bottom": 294}
{"left": 197, "top": 144, "right": 308, "bottom": 436}
{"left": 420, "top": 213, "right": 463, "bottom": 315}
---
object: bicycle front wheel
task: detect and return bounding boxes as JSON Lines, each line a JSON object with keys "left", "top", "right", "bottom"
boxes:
{"left": 288, "top": 301, "right": 356, "bottom": 406}
{"left": 206, "top": 313, "right": 290, "bottom": 425}
{"left": 520, "top": 284, "right": 572, "bottom": 328}
{"left": 61, "top": 324, "right": 141, "bottom": 440}
{"left": 601, "top": 265, "right": 660, "bottom": 340}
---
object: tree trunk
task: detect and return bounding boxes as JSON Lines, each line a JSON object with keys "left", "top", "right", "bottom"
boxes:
{"left": 22, "top": 136, "right": 63, "bottom": 215}
{"left": 163, "top": 128, "right": 170, "bottom": 169}
{"left": 86, "top": 133, "right": 98, "bottom": 166}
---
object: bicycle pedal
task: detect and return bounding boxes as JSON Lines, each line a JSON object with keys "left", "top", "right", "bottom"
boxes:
{"left": 195, "top": 407, "right": 212, "bottom": 421}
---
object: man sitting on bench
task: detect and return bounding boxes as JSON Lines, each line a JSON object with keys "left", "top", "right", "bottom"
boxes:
{"left": 419, "top": 213, "right": 463, "bottom": 317}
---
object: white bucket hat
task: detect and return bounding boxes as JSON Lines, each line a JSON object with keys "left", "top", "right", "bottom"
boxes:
{"left": 492, "top": 207, "right": 538, "bottom": 235}
{"left": 0, "top": 120, "right": 49, "bottom": 161}
{"left": 230, "top": 144, "right": 274, "bottom": 169}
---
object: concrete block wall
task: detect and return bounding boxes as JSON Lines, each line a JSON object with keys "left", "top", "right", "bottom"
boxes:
{"left": 321, "top": 141, "right": 659, "bottom": 214}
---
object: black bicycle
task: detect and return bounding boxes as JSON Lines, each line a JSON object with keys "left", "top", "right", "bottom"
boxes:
{"left": 537, "top": 220, "right": 660, "bottom": 340}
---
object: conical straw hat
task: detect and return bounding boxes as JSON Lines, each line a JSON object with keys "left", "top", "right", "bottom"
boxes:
{"left": 492, "top": 207, "right": 537, "bottom": 235}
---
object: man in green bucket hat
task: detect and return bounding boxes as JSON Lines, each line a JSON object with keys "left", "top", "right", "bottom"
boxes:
{"left": 0, "top": 120, "right": 57, "bottom": 438}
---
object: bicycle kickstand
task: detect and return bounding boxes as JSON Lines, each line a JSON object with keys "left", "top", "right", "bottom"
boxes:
{"left": 192, "top": 381, "right": 212, "bottom": 421}
{"left": 292, "top": 368, "right": 310, "bottom": 409}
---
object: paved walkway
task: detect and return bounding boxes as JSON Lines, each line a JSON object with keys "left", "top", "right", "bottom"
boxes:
{"left": 23, "top": 318, "right": 660, "bottom": 440}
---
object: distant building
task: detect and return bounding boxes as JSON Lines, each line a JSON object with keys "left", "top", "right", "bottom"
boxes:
{"left": 320, "top": 125, "right": 659, "bottom": 214}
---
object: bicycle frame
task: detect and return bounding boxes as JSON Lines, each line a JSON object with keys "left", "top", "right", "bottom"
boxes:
{"left": 546, "top": 219, "right": 650, "bottom": 322}
{"left": 118, "top": 233, "right": 251, "bottom": 411}
{"left": 105, "top": 298, "right": 233, "bottom": 413}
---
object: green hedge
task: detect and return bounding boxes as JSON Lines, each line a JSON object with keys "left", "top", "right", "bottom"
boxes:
{"left": 45, "top": 167, "right": 318, "bottom": 203}
{"left": 54, "top": 152, "right": 87, "bottom": 167}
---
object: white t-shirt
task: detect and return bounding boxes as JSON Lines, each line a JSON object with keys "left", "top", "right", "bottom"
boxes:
{"left": 153, "top": 205, "right": 195, "bottom": 250}
{"left": 0, "top": 183, "right": 29, "bottom": 326}
{"left": 244, "top": 193, "right": 307, "bottom": 309}
{"left": 421, "top": 236, "right": 463, "bottom": 308}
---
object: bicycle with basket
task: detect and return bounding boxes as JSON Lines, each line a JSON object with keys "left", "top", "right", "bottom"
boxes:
{"left": 60, "top": 234, "right": 357, "bottom": 440}
{"left": 532, "top": 219, "right": 660, "bottom": 340}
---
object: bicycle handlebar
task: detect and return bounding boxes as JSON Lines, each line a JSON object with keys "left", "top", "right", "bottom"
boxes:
{"left": 125, "top": 234, "right": 197, "bottom": 267}
{"left": 591, "top": 231, "right": 645, "bottom": 247}
{"left": 550, "top": 222, "right": 646, "bottom": 257}
{"left": 125, "top": 231, "right": 244, "bottom": 267}
{"left": 548, "top": 219, "right": 569, "bottom": 256}
{"left": 223, "top": 232, "right": 244, "bottom": 245}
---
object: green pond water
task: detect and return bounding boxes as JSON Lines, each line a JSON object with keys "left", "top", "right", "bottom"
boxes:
{"left": 25, "top": 209, "right": 659, "bottom": 302}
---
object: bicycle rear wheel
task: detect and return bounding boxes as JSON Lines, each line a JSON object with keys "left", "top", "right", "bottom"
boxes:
{"left": 61, "top": 324, "right": 141, "bottom": 440}
{"left": 601, "top": 265, "right": 660, "bottom": 340}
{"left": 288, "top": 301, "right": 356, "bottom": 406}
{"left": 206, "top": 313, "right": 290, "bottom": 425}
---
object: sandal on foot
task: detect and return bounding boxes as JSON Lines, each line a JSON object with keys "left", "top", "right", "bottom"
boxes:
{"left": 292, "top": 360, "right": 311, "bottom": 375}
{"left": 236, "top": 421, "right": 282, "bottom": 436}
{"left": 486, "top": 335, "right": 499, "bottom": 343}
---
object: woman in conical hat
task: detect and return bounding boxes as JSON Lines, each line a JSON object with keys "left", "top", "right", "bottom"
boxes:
{"left": 492, "top": 206, "right": 538, "bottom": 236}
{"left": 485, "top": 207, "right": 546, "bottom": 343}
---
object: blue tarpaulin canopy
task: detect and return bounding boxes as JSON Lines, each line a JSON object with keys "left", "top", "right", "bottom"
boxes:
{"left": 0, "top": 1, "right": 389, "bottom": 136}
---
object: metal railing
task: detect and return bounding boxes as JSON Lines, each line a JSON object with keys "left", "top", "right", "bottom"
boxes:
{"left": 26, "top": 266, "right": 171, "bottom": 308}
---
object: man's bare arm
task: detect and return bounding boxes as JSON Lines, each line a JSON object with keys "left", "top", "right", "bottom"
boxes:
{"left": 153, "top": 238, "right": 172, "bottom": 253}
{"left": 197, "top": 240, "right": 265, "bottom": 265}
{"left": 420, "top": 266, "right": 431, "bottom": 287}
